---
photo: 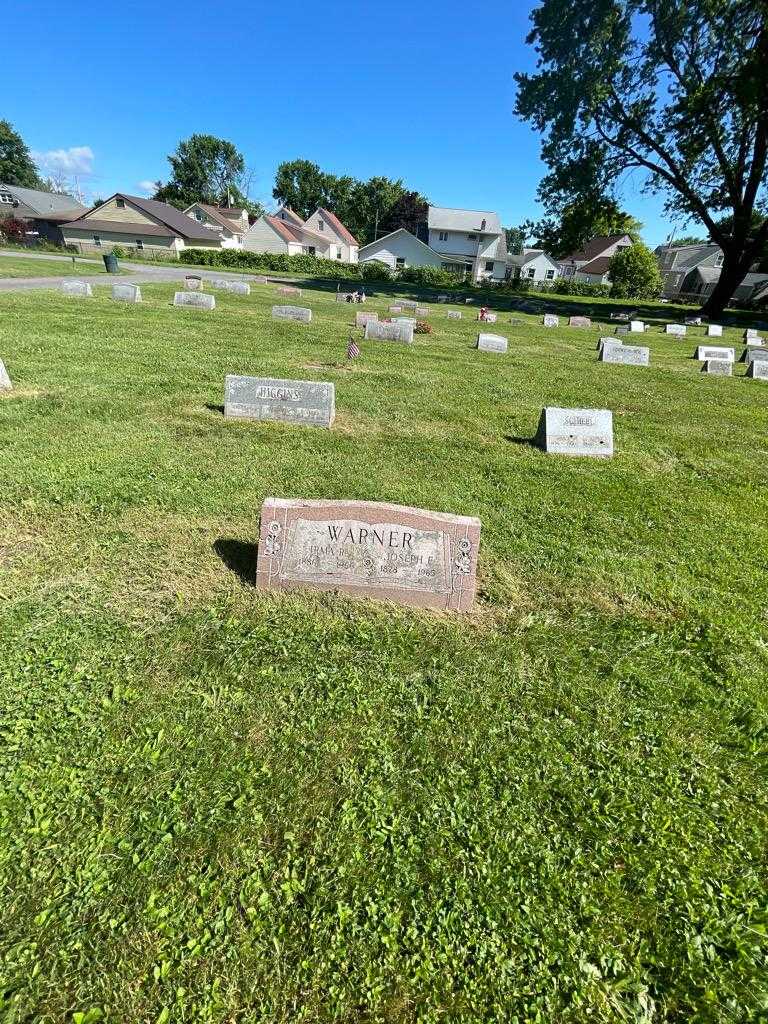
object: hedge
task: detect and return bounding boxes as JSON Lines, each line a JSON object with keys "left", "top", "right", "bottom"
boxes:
{"left": 180, "top": 248, "right": 362, "bottom": 280}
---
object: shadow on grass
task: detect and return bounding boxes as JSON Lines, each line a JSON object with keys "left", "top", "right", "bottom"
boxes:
{"left": 213, "top": 538, "right": 258, "bottom": 586}
{"left": 205, "top": 403, "right": 225, "bottom": 415}
{"left": 505, "top": 434, "right": 541, "bottom": 449}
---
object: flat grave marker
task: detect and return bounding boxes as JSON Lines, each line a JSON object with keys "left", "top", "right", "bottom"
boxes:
{"left": 0, "top": 358, "right": 11, "bottom": 390}
{"left": 477, "top": 333, "right": 508, "bottom": 354}
{"left": 112, "top": 283, "right": 141, "bottom": 303}
{"left": 253, "top": 275, "right": 269, "bottom": 284}
{"left": 600, "top": 343, "right": 650, "bottom": 366}
{"left": 60, "top": 280, "right": 92, "bottom": 298}
{"left": 703, "top": 359, "right": 732, "bottom": 376}
{"left": 173, "top": 291, "right": 215, "bottom": 310}
{"left": 695, "top": 345, "right": 734, "bottom": 362}
{"left": 272, "top": 305, "right": 312, "bottom": 323}
{"left": 228, "top": 282, "right": 251, "bottom": 296}
{"left": 356, "top": 311, "right": 378, "bottom": 327}
{"left": 630, "top": 320, "right": 646, "bottom": 333}
{"left": 277, "top": 286, "right": 302, "bottom": 296}
{"left": 389, "top": 305, "right": 403, "bottom": 313}
{"left": 365, "top": 320, "right": 414, "bottom": 343}
{"left": 543, "top": 314, "right": 559, "bottom": 327}
{"left": 225, "top": 375, "right": 334, "bottom": 428}
{"left": 447, "top": 311, "right": 462, "bottom": 320}
{"left": 537, "top": 407, "right": 614, "bottom": 457}
{"left": 211, "top": 279, "right": 231, "bottom": 290}
{"left": 415, "top": 307, "right": 429, "bottom": 316}
{"left": 569, "top": 316, "right": 592, "bottom": 328}
{"left": 706, "top": 324, "right": 723, "bottom": 337}
{"left": 615, "top": 325, "right": 630, "bottom": 335}
{"left": 666, "top": 323, "right": 687, "bottom": 336}
{"left": 256, "top": 497, "right": 481, "bottom": 612}
{"left": 746, "top": 361, "right": 768, "bottom": 380}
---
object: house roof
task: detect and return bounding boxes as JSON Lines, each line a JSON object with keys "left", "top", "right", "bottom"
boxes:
{"left": 427, "top": 205, "right": 502, "bottom": 235}
{"left": 579, "top": 255, "right": 614, "bottom": 276}
{"left": 274, "top": 207, "right": 304, "bottom": 227}
{"left": 0, "top": 182, "right": 87, "bottom": 217}
{"left": 264, "top": 215, "right": 328, "bottom": 246}
{"left": 122, "top": 195, "right": 222, "bottom": 241}
{"left": 507, "top": 248, "right": 556, "bottom": 268}
{"left": 59, "top": 218, "right": 176, "bottom": 237}
{"left": 192, "top": 203, "right": 244, "bottom": 234}
{"left": 669, "top": 244, "right": 722, "bottom": 271}
{"left": 359, "top": 227, "right": 441, "bottom": 259}
{"left": 563, "top": 234, "right": 631, "bottom": 263}
{"left": 315, "top": 207, "right": 359, "bottom": 246}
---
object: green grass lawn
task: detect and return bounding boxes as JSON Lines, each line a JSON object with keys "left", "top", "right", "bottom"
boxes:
{"left": 0, "top": 254, "right": 107, "bottom": 278}
{"left": 1, "top": 281, "right": 767, "bottom": 1023}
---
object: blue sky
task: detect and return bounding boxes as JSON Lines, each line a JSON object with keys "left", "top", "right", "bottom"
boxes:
{"left": 3, "top": 0, "right": 691, "bottom": 247}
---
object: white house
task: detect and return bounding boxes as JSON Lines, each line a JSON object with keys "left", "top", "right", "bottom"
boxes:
{"left": 183, "top": 203, "right": 249, "bottom": 248}
{"left": 507, "top": 248, "right": 560, "bottom": 284}
{"left": 243, "top": 206, "right": 358, "bottom": 262}
{"left": 558, "top": 234, "right": 634, "bottom": 284}
{"left": 358, "top": 205, "right": 507, "bottom": 283}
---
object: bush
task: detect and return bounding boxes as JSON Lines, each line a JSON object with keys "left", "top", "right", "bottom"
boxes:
{"left": 0, "top": 216, "right": 28, "bottom": 243}
{"left": 180, "top": 248, "right": 362, "bottom": 280}
{"left": 551, "top": 278, "right": 611, "bottom": 297}
{"left": 608, "top": 243, "right": 663, "bottom": 299}
{"left": 414, "top": 321, "right": 432, "bottom": 334}
{"left": 360, "top": 260, "right": 393, "bottom": 282}
{"left": 399, "top": 265, "right": 465, "bottom": 288}
{"left": 111, "top": 245, "right": 126, "bottom": 258}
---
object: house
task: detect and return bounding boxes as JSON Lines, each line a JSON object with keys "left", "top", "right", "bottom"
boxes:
{"left": 183, "top": 203, "right": 250, "bottom": 248}
{"left": 358, "top": 205, "right": 507, "bottom": 283}
{"left": 59, "top": 193, "right": 223, "bottom": 255}
{"left": 507, "top": 248, "right": 560, "bottom": 284}
{"left": 0, "top": 182, "right": 87, "bottom": 243}
{"left": 425, "top": 206, "right": 507, "bottom": 282}
{"left": 558, "top": 234, "right": 634, "bottom": 284}
{"left": 654, "top": 242, "right": 768, "bottom": 304}
{"left": 243, "top": 206, "right": 359, "bottom": 262}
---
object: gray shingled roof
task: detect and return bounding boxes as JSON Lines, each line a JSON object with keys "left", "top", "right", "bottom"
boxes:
{"left": 122, "top": 195, "right": 222, "bottom": 241}
{"left": 428, "top": 206, "right": 502, "bottom": 235}
{"left": 0, "top": 182, "right": 87, "bottom": 217}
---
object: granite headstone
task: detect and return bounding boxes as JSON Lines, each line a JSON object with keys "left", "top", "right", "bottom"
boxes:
{"left": 365, "top": 320, "right": 414, "bottom": 343}
{"left": 112, "top": 283, "right": 141, "bottom": 303}
{"left": 477, "top": 333, "right": 508, "bottom": 353}
{"left": 272, "top": 305, "right": 312, "bottom": 323}
{"left": 536, "top": 407, "right": 613, "bottom": 457}
{"left": 60, "top": 280, "right": 93, "bottom": 297}
{"left": 224, "top": 375, "right": 334, "bottom": 427}
{"left": 702, "top": 359, "right": 732, "bottom": 376}
{"left": 695, "top": 345, "right": 734, "bottom": 362}
{"left": 174, "top": 291, "right": 215, "bottom": 310}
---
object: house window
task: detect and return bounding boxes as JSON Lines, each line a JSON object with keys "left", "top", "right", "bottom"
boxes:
{"left": 116, "top": 197, "right": 125, "bottom": 208}
{"left": 526, "top": 267, "right": 536, "bottom": 278}
{"left": 136, "top": 240, "right": 144, "bottom": 250}
{"left": 485, "top": 260, "right": 495, "bottom": 272}
{"left": 195, "top": 212, "right": 204, "bottom": 221}
{"left": 438, "top": 231, "right": 448, "bottom": 242}
{"left": 0, "top": 192, "right": 13, "bottom": 204}
{"left": 235, "top": 235, "right": 241, "bottom": 244}
{"left": 546, "top": 269, "right": 555, "bottom": 280}
{"left": 318, "top": 219, "right": 324, "bottom": 231}
{"left": 396, "top": 257, "right": 405, "bottom": 268}
{"left": 336, "top": 251, "right": 342, "bottom": 260}
{"left": 467, "top": 233, "right": 477, "bottom": 240}
{"left": 93, "top": 234, "right": 101, "bottom": 247}
{"left": 305, "top": 246, "right": 316, "bottom": 256}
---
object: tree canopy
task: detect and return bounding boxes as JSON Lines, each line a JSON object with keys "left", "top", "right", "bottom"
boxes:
{"left": 154, "top": 134, "right": 263, "bottom": 216}
{"left": 0, "top": 120, "right": 44, "bottom": 189}
{"left": 608, "top": 243, "right": 663, "bottom": 298}
{"left": 532, "top": 198, "right": 643, "bottom": 259}
{"left": 272, "top": 160, "right": 429, "bottom": 244}
{"left": 515, "top": 0, "right": 768, "bottom": 315}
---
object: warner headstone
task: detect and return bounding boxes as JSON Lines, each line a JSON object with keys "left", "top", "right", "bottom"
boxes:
{"left": 477, "top": 333, "right": 508, "bottom": 354}
{"left": 707, "top": 324, "right": 723, "bottom": 337}
{"left": 543, "top": 314, "right": 559, "bottom": 327}
{"left": 666, "top": 323, "right": 687, "bottom": 336}
{"left": 256, "top": 497, "right": 481, "bottom": 612}
{"left": 447, "top": 311, "right": 462, "bottom": 320}
{"left": 630, "top": 320, "right": 646, "bottom": 333}
{"left": 224, "top": 375, "right": 334, "bottom": 428}
{"left": 0, "top": 358, "right": 11, "bottom": 391}
{"left": 569, "top": 316, "right": 592, "bottom": 328}
{"left": 356, "top": 311, "right": 378, "bottom": 327}
{"left": 112, "top": 283, "right": 141, "bottom": 303}
{"left": 600, "top": 343, "right": 649, "bottom": 366}
{"left": 185, "top": 276, "right": 203, "bottom": 291}
{"left": 536, "top": 407, "right": 614, "bottom": 457}
{"left": 743, "top": 347, "right": 768, "bottom": 365}
{"left": 228, "top": 282, "right": 251, "bottom": 296}
{"left": 272, "top": 305, "right": 312, "bottom": 323}
{"left": 695, "top": 345, "right": 734, "bottom": 361}
{"left": 174, "top": 291, "right": 215, "bottom": 310}
{"left": 746, "top": 361, "right": 768, "bottom": 380}
{"left": 365, "top": 320, "right": 414, "bottom": 343}
{"left": 61, "top": 281, "right": 93, "bottom": 297}
{"left": 703, "top": 359, "right": 732, "bottom": 376}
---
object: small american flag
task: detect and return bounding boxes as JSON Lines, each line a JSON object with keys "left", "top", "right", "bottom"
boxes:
{"left": 347, "top": 336, "right": 360, "bottom": 360}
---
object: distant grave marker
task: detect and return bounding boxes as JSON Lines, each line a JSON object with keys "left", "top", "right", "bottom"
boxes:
{"left": 173, "top": 291, "right": 215, "bottom": 310}
{"left": 228, "top": 282, "right": 251, "bottom": 296}
{"left": 255, "top": 497, "right": 481, "bottom": 612}
{"left": 666, "top": 323, "right": 687, "bottom": 336}
{"left": 706, "top": 324, "right": 723, "bottom": 337}
{"left": 254, "top": 275, "right": 269, "bottom": 284}
{"left": 615, "top": 325, "right": 630, "bottom": 335}
{"left": 356, "top": 311, "right": 378, "bottom": 327}
{"left": 537, "top": 407, "right": 614, "bottom": 457}
{"left": 543, "top": 314, "right": 559, "bottom": 327}
{"left": 447, "top": 311, "right": 462, "bottom": 320}
{"left": 336, "top": 292, "right": 355, "bottom": 303}
{"left": 60, "top": 281, "right": 92, "bottom": 298}
{"left": 365, "top": 320, "right": 414, "bottom": 343}
{"left": 746, "top": 361, "right": 768, "bottom": 380}
{"left": 477, "top": 333, "right": 508, "bottom": 354}
{"left": 185, "top": 276, "right": 203, "bottom": 291}
{"left": 389, "top": 305, "right": 403, "bottom": 313}
{"left": 112, "top": 283, "right": 141, "bottom": 303}
{"left": 600, "top": 343, "right": 649, "bottom": 366}
{"left": 743, "top": 348, "right": 768, "bottom": 365}
{"left": 695, "top": 345, "right": 734, "bottom": 362}
{"left": 224, "top": 375, "right": 334, "bottom": 428}
{"left": 479, "top": 312, "right": 498, "bottom": 324}
{"left": 629, "top": 320, "right": 646, "bottom": 333}
{"left": 437, "top": 295, "right": 448, "bottom": 303}
{"left": 277, "top": 286, "right": 302, "bottom": 296}
{"left": 272, "top": 305, "right": 312, "bottom": 323}
{"left": 415, "top": 306, "right": 429, "bottom": 316}
{"left": 702, "top": 359, "right": 732, "bottom": 376}
{"left": 569, "top": 316, "right": 591, "bottom": 328}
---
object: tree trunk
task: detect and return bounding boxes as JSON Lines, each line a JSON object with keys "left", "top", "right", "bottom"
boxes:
{"left": 700, "top": 249, "right": 754, "bottom": 318}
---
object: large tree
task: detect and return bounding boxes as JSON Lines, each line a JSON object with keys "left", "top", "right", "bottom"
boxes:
{"left": 515, "top": 0, "right": 768, "bottom": 317}
{"left": 533, "top": 197, "right": 643, "bottom": 259}
{"left": 154, "top": 134, "right": 250, "bottom": 210}
{"left": 0, "top": 120, "right": 44, "bottom": 189}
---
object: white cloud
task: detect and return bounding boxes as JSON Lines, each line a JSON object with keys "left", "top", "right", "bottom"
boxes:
{"left": 32, "top": 145, "right": 95, "bottom": 176}
{"left": 137, "top": 180, "right": 156, "bottom": 193}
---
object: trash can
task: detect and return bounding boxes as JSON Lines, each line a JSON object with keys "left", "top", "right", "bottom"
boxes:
{"left": 103, "top": 252, "right": 119, "bottom": 274}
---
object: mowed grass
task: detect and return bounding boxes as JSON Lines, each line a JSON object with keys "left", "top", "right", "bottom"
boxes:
{"left": 1, "top": 282, "right": 767, "bottom": 1023}
{"left": 0, "top": 254, "right": 107, "bottom": 278}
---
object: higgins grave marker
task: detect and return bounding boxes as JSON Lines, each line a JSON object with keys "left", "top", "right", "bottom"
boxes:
{"left": 224, "top": 376, "right": 334, "bottom": 428}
